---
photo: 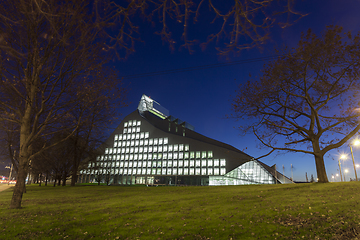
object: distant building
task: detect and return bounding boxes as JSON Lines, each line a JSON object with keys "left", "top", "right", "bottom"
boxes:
{"left": 79, "top": 94, "right": 293, "bottom": 186}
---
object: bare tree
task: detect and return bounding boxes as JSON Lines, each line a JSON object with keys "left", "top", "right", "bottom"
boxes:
{"left": 0, "top": 0, "right": 304, "bottom": 209}
{"left": 232, "top": 26, "right": 360, "bottom": 183}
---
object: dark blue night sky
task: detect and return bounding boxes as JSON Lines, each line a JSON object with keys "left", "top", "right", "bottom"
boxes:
{"left": 110, "top": 0, "right": 360, "bottom": 182}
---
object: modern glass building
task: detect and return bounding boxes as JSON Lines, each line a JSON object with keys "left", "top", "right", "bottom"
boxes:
{"left": 79, "top": 94, "right": 293, "bottom": 186}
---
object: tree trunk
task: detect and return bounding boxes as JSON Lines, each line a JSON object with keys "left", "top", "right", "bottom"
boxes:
{"left": 9, "top": 156, "right": 28, "bottom": 209}
{"left": 71, "top": 168, "right": 78, "bottom": 186}
{"left": 312, "top": 140, "right": 329, "bottom": 183}
{"left": 315, "top": 154, "right": 328, "bottom": 183}
{"left": 62, "top": 172, "right": 66, "bottom": 186}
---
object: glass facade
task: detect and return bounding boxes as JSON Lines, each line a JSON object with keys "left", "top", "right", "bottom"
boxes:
{"left": 80, "top": 94, "right": 293, "bottom": 186}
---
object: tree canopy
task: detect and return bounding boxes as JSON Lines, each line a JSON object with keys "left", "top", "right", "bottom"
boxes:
{"left": 232, "top": 26, "right": 360, "bottom": 183}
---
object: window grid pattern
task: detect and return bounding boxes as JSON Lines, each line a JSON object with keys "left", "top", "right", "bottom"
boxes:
{"left": 81, "top": 119, "right": 222, "bottom": 177}
{"left": 209, "top": 160, "right": 275, "bottom": 186}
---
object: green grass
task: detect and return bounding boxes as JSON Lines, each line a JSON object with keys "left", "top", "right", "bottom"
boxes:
{"left": 1, "top": 182, "right": 360, "bottom": 239}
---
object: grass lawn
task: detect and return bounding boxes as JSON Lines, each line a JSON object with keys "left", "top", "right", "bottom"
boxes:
{"left": 0, "top": 182, "right": 360, "bottom": 239}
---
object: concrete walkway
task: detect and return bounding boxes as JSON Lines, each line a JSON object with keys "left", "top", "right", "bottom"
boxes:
{"left": 0, "top": 184, "right": 12, "bottom": 192}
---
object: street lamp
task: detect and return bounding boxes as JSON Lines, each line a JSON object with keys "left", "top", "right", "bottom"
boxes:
{"left": 336, "top": 173, "right": 339, "bottom": 182}
{"left": 350, "top": 140, "right": 360, "bottom": 181}
{"left": 339, "top": 154, "right": 347, "bottom": 182}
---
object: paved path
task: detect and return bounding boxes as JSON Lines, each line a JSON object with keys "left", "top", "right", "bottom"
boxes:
{"left": 0, "top": 184, "right": 12, "bottom": 192}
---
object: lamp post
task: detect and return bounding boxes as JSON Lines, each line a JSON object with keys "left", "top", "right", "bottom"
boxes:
{"left": 350, "top": 140, "right": 359, "bottom": 181}
{"left": 344, "top": 169, "right": 349, "bottom": 182}
{"left": 339, "top": 154, "right": 346, "bottom": 182}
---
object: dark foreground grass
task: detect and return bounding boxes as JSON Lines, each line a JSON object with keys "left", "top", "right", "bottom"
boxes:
{"left": 1, "top": 182, "right": 360, "bottom": 240}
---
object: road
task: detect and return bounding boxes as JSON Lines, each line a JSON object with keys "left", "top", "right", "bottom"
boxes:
{"left": 0, "top": 184, "right": 12, "bottom": 192}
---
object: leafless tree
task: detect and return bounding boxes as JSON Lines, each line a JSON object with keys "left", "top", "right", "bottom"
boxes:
{"left": 232, "top": 26, "right": 360, "bottom": 183}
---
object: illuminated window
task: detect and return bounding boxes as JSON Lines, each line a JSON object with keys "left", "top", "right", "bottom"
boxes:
{"left": 147, "top": 161, "right": 151, "bottom": 167}
{"left": 144, "top": 139, "right": 149, "bottom": 145}
{"left": 143, "top": 154, "right": 147, "bottom": 160}
{"left": 121, "top": 155, "right": 125, "bottom": 160}
{"left": 131, "top": 134, "right": 135, "bottom": 139}
{"left": 127, "top": 134, "right": 131, "bottom": 140}
{"left": 139, "top": 147, "right": 143, "bottom": 153}
{"left": 174, "top": 144, "right": 178, "bottom": 151}
{"left": 173, "top": 168, "right": 177, "bottom": 175}
{"left": 138, "top": 154, "right": 143, "bottom": 160}
{"left": 153, "top": 146, "right": 158, "bottom": 152}
{"left": 214, "top": 168, "right": 219, "bottom": 175}
{"left": 123, "top": 128, "right": 127, "bottom": 134}
{"left": 126, "top": 141, "right": 130, "bottom": 147}
{"left": 184, "top": 160, "right": 189, "bottom": 167}
{"left": 168, "top": 153, "right": 173, "bottom": 159}
{"left": 144, "top": 147, "right": 148, "bottom": 153}
{"left": 154, "top": 138, "right": 158, "bottom": 145}
{"left": 185, "top": 145, "right": 189, "bottom": 151}
{"left": 202, "top": 160, "right": 207, "bottom": 166}
{"left": 179, "top": 168, "right": 183, "bottom": 175}
{"left": 202, "top": 151, "right": 206, "bottom": 158}
{"left": 134, "top": 154, "right": 138, "bottom": 160}
{"left": 179, "top": 144, "right": 184, "bottom": 151}
{"left": 152, "top": 161, "right": 157, "bottom": 168}
{"left": 220, "top": 159, "right": 226, "bottom": 166}
{"left": 179, "top": 152, "right": 183, "bottom": 159}
{"left": 133, "top": 162, "right": 137, "bottom": 167}
{"left": 158, "top": 153, "right": 162, "bottom": 159}
{"left": 148, "top": 146, "right": 153, "bottom": 153}
{"left": 164, "top": 138, "right": 168, "bottom": 144}
{"left": 124, "top": 122, "right": 128, "bottom": 127}
{"left": 145, "top": 132, "right": 149, "bottom": 138}
{"left": 130, "top": 148, "right": 134, "bottom": 153}
{"left": 168, "top": 145, "right": 173, "bottom": 151}
{"left": 153, "top": 154, "right": 157, "bottom": 160}
{"left": 124, "top": 162, "right": 128, "bottom": 167}
{"left": 207, "top": 160, "right": 213, "bottom": 166}
{"left": 140, "top": 169, "right": 144, "bottom": 174}
{"left": 117, "top": 148, "right": 121, "bottom": 154}
{"left": 162, "top": 169, "right": 167, "bottom": 175}
{"left": 196, "top": 160, "right": 201, "bottom": 167}
{"left": 157, "top": 169, "right": 161, "bottom": 175}
{"left": 158, "top": 146, "right": 163, "bottom": 152}
{"left": 119, "top": 135, "right": 123, "bottom": 141}
{"left": 190, "top": 152, "right": 194, "bottom": 159}
{"left": 190, "top": 168, "right": 195, "bottom": 175}
{"left": 214, "top": 159, "right": 219, "bottom": 166}
{"left": 122, "top": 141, "right": 126, "bottom": 147}
{"left": 134, "top": 147, "right": 138, "bottom": 153}
{"left": 196, "top": 168, "right": 201, "bottom": 175}
{"left": 128, "top": 121, "right": 132, "bottom": 127}
{"left": 149, "top": 139, "right": 153, "bottom": 145}
{"left": 163, "top": 160, "right": 168, "bottom": 167}
{"left": 174, "top": 153, "right": 178, "bottom": 159}
{"left": 120, "top": 162, "right": 124, "bottom": 167}
{"left": 137, "top": 121, "right": 141, "bottom": 126}
{"left": 178, "top": 160, "right": 183, "bottom": 167}
{"left": 139, "top": 140, "right": 144, "bottom": 145}
{"left": 131, "top": 141, "right": 135, "bottom": 146}
{"left": 146, "top": 169, "right": 151, "bottom": 175}
{"left": 130, "top": 155, "right": 133, "bottom": 160}
{"left": 159, "top": 138, "right": 163, "bottom": 145}
{"left": 184, "top": 152, "right": 189, "bottom": 159}
{"left": 138, "top": 161, "right": 142, "bottom": 168}
{"left": 140, "top": 132, "right": 144, "bottom": 139}
{"left": 163, "top": 145, "right": 168, "bottom": 152}
{"left": 136, "top": 127, "right": 140, "bottom": 133}
{"left": 220, "top": 168, "right": 226, "bottom": 175}
{"left": 208, "top": 168, "right": 213, "bottom": 175}
{"left": 173, "top": 161, "right": 177, "bottom": 167}
{"left": 105, "top": 148, "right": 109, "bottom": 154}
{"left": 136, "top": 133, "right": 140, "bottom": 139}
{"left": 208, "top": 151, "right": 213, "bottom": 158}
{"left": 163, "top": 153, "right": 167, "bottom": 159}
{"left": 135, "top": 140, "right": 139, "bottom": 146}
{"left": 190, "top": 160, "right": 194, "bottom": 167}
{"left": 157, "top": 161, "right": 162, "bottom": 167}
{"left": 133, "top": 120, "right": 137, "bottom": 126}
{"left": 195, "top": 151, "right": 200, "bottom": 158}
{"left": 115, "top": 135, "right": 118, "bottom": 141}
{"left": 109, "top": 148, "right": 112, "bottom": 154}
{"left": 168, "top": 161, "right": 172, "bottom": 167}
{"left": 152, "top": 169, "right": 156, "bottom": 174}
{"left": 148, "top": 154, "right": 152, "bottom": 160}
{"left": 167, "top": 169, "right": 172, "bottom": 175}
